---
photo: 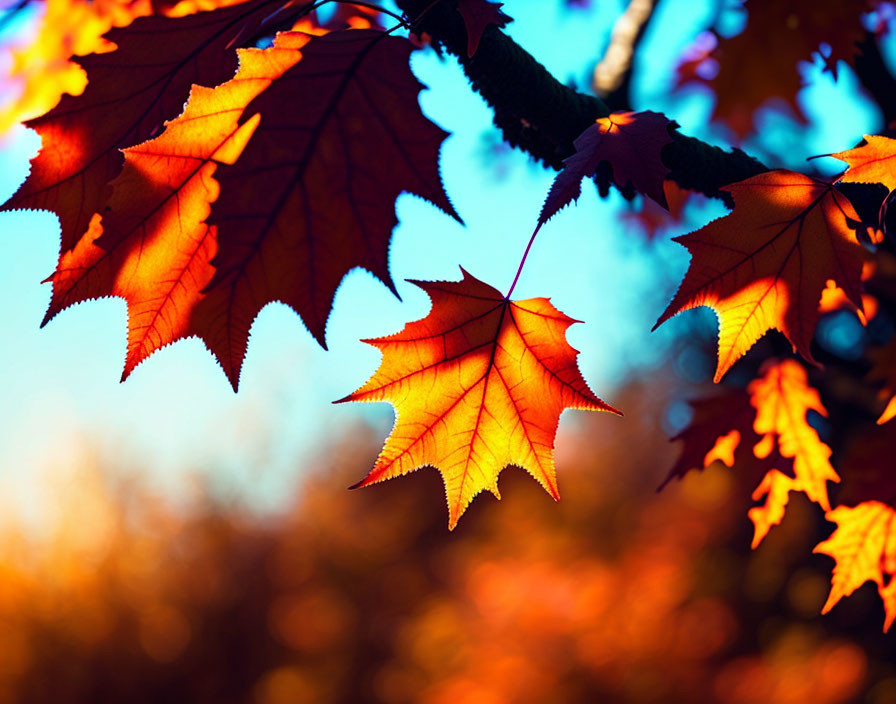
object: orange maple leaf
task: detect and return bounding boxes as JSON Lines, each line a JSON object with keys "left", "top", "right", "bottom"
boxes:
{"left": 832, "top": 134, "right": 896, "bottom": 226}
{"left": 832, "top": 134, "right": 896, "bottom": 194}
{"left": 654, "top": 170, "right": 867, "bottom": 383}
{"left": 747, "top": 359, "right": 840, "bottom": 545}
{"left": 664, "top": 360, "right": 838, "bottom": 546}
{"left": 338, "top": 270, "right": 620, "bottom": 529}
{"left": 46, "top": 33, "right": 308, "bottom": 380}
{"left": 814, "top": 501, "right": 896, "bottom": 632}
{"left": 29, "top": 20, "right": 456, "bottom": 388}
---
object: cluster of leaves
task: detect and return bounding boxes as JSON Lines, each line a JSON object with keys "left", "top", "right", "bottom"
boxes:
{"left": 4, "top": 0, "right": 896, "bottom": 631}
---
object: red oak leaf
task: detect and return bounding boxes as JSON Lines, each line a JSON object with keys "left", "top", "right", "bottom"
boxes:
{"left": 338, "top": 270, "right": 620, "bottom": 529}
{"left": 540, "top": 111, "right": 673, "bottom": 226}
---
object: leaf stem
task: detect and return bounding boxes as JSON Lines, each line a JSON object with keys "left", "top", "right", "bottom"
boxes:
{"left": 505, "top": 223, "right": 543, "bottom": 299}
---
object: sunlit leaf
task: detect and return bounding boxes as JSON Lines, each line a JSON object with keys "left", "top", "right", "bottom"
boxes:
{"left": 338, "top": 270, "right": 620, "bottom": 529}
{"left": 2, "top": 0, "right": 288, "bottom": 253}
{"left": 654, "top": 170, "right": 867, "bottom": 382}
{"left": 815, "top": 501, "right": 896, "bottom": 632}
{"left": 46, "top": 33, "right": 307, "bottom": 380}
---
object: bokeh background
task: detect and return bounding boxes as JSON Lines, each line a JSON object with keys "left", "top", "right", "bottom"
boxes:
{"left": 0, "top": 0, "right": 894, "bottom": 701}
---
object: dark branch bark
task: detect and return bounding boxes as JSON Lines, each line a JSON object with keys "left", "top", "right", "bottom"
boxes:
{"left": 398, "top": 0, "right": 766, "bottom": 200}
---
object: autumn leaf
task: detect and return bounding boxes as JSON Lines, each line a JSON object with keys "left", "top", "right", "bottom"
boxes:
{"left": 664, "top": 360, "right": 838, "bottom": 546}
{"left": 832, "top": 134, "right": 896, "bottom": 218}
{"left": 748, "top": 359, "right": 839, "bottom": 544}
{"left": 46, "top": 33, "right": 308, "bottom": 380}
{"left": 654, "top": 170, "right": 867, "bottom": 383}
{"left": 661, "top": 388, "right": 758, "bottom": 489}
{"left": 1, "top": 0, "right": 289, "bottom": 254}
{"left": 33, "top": 22, "right": 456, "bottom": 388}
{"left": 540, "top": 110, "right": 673, "bottom": 225}
{"left": 814, "top": 501, "right": 896, "bottom": 632}
{"left": 198, "top": 28, "right": 459, "bottom": 387}
{"left": 677, "top": 0, "right": 871, "bottom": 138}
{"left": 455, "top": 0, "right": 510, "bottom": 57}
{"left": 338, "top": 270, "right": 620, "bottom": 529}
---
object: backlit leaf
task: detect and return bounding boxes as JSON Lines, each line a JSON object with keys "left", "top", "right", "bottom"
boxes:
{"left": 832, "top": 134, "right": 896, "bottom": 216}
{"left": 201, "top": 29, "right": 458, "bottom": 387}
{"left": 338, "top": 270, "right": 620, "bottom": 529}
{"left": 814, "top": 501, "right": 896, "bottom": 632}
{"left": 664, "top": 360, "right": 838, "bottom": 546}
{"left": 747, "top": 359, "right": 839, "bottom": 544}
{"left": 654, "top": 170, "right": 867, "bottom": 383}
{"left": 2, "top": 0, "right": 288, "bottom": 253}
{"left": 46, "top": 33, "right": 307, "bottom": 380}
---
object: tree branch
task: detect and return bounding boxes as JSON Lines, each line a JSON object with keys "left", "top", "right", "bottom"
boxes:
{"left": 398, "top": 0, "right": 766, "bottom": 200}
{"left": 592, "top": 0, "right": 658, "bottom": 111}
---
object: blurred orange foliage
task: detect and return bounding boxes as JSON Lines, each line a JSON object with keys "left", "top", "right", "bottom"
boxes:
{"left": 0, "top": 383, "right": 883, "bottom": 703}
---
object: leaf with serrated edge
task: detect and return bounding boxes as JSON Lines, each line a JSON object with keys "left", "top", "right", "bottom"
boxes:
{"left": 337, "top": 269, "right": 620, "bottom": 529}
{"left": 654, "top": 170, "right": 866, "bottom": 382}
{"left": 832, "top": 134, "right": 896, "bottom": 196}
{"left": 45, "top": 34, "right": 308, "bottom": 381}
{"left": 2, "top": 0, "right": 287, "bottom": 254}
{"left": 540, "top": 110, "right": 673, "bottom": 226}
{"left": 815, "top": 501, "right": 896, "bottom": 632}
{"left": 203, "top": 29, "right": 460, "bottom": 388}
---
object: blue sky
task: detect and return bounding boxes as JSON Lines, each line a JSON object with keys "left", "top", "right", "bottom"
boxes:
{"left": 0, "top": 0, "right": 884, "bottom": 517}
